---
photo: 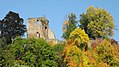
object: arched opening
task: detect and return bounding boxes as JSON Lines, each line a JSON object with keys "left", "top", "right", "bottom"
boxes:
{"left": 45, "top": 26, "right": 47, "bottom": 30}
{"left": 36, "top": 32, "right": 40, "bottom": 38}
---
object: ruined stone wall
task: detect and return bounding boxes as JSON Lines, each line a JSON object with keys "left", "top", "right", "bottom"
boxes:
{"left": 27, "top": 17, "right": 56, "bottom": 43}
{"left": 27, "top": 17, "right": 48, "bottom": 39}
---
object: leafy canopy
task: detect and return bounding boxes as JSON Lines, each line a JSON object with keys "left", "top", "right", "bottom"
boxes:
{"left": 62, "top": 13, "right": 78, "bottom": 40}
{"left": 69, "top": 28, "right": 89, "bottom": 49}
{"left": 0, "top": 11, "right": 26, "bottom": 44}
{"left": 10, "top": 37, "right": 58, "bottom": 67}
{"left": 79, "top": 6, "right": 114, "bottom": 39}
{"left": 96, "top": 39, "right": 118, "bottom": 66}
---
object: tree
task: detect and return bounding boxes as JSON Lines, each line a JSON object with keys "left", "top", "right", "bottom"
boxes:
{"left": 8, "top": 37, "right": 58, "bottom": 67}
{"left": 62, "top": 13, "right": 78, "bottom": 40}
{"left": 0, "top": 37, "right": 22, "bottom": 67}
{"left": 79, "top": 6, "right": 114, "bottom": 39}
{"left": 0, "top": 11, "right": 26, "bottom": 44}
{"left": 23, "top": 38, "right": 58, "bottom": 67}
{"left": 0, "top": 37, "right": 7, "bottom": 48}
{"left": 62, "top": 45, "right": 90, "bottom": 67}
{"left": 0, "top": 46, "right": 15, "bottom": 67}
{"left": 53, "top": 43, "right": 66, "bottom": 67}
{"left": 69, "top": 28, "right": 89, "bottom": 51}
{"left": 10, "top": 36, "right": 25, "bottom": 60}
{"left": 95, "top": 39, "right": 118, "bottom": 66}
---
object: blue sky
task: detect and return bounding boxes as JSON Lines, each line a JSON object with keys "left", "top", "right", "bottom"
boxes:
{"left": 0, "top": 0, "right": 119, "bottom": 41}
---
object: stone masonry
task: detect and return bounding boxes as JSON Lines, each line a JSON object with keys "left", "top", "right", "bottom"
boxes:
{"left": 27, "top": 17, "right": 55, "bottom": 40}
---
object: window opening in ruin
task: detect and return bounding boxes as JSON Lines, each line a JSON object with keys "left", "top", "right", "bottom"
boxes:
{"left": 39, "top": 33, "right": 40, "bottom": 38}
{"left": 45, "top": 26, "right": 47, "bottom": 30}
{"left": 36, "top": 20, "right": 41, "bottom": 26}
{"left": 36, "top": 32, "right": 40, "bottom": 37}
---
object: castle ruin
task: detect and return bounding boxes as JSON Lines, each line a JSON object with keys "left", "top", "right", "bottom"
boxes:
{"left": 27, "top": 17, "right": 56, "bottom": 42}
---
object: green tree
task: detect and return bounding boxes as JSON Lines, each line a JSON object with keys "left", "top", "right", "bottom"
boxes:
{"left": 0, "top": 47, "right": 15, "bottom": 67}
{"left": 0, "top": 37, "right": 7, "bottom": 48}
{"left": 0, "top": 41, "right": 15, "bottom": 67}
{"left": 23, "top": 38, "right": 58, "bottom": 67}
{"left": 79, "top": 6, "right": 114, "bottom": 39}
{"left": 10, "top": 36, "right": 25, "bottom": 60}
{"left": 0, "top": 11, "right": 26, "bottom": 44}
{"left": 53, "top": 43, "right": 66, "bottom": 67}
{"left": 62, "top": 13, "right": 78, "bottom": 40}
{"left": 0, "top": 37, "right": 20, "bottom": 67}
{"left": 8, "top": 37, "right": 58, "bottom": 67}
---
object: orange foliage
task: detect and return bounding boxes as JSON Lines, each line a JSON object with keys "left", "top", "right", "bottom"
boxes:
{"left": 63, "top": 45, "right": 81, "bottom": 67}
{"left": 97, "top": 60, "right": 110, "bottom": 67}
{"left": 85, "top": 51, "right": 97, "bottom": 67}
{"left": 91, "top": 38, "right": 103, "bottom": 50}
{"left": 67, "top": 57, "right": 78, "bottom": 67}
{"left": 49, "top": 40, "right": 55, "bottom": 47}
{"left": 113, "top": 45, "right": 119, "bottom": 61}
{"left": 64, "top": 20, "right": 69, "bottom": 25}
{"left": 62, "top": 38, "right": 119, "bottom": 67}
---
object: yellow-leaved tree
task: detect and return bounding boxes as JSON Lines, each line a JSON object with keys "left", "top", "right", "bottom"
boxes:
{"left": 62, "top": 45, "right": 90, "bottom": 67}
{"left": 69, "top": 28, "right": 89, "bottom": 51}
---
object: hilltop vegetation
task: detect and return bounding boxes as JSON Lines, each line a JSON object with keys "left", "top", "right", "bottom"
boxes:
{"left": 0, "top": 6, "right": 119, "bottom": 67}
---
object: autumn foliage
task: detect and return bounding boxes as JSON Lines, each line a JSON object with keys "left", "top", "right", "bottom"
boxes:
{"left": 0, "top": 6, "right": 119, "bottom": 67}
{"left": 62, "top": 38, "right": 119, "bottom": 67}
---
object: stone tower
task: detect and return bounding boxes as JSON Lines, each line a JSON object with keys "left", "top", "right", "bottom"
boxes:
{"left": 27, "top": 17, "right": 49, "bottom": 39}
